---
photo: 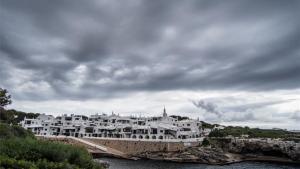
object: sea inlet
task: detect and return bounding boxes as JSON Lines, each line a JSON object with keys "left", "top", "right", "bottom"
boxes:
{"left": 97, "top": 158, "right": 300, "bottom": 169}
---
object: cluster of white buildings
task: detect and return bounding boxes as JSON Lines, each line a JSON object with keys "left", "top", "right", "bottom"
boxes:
{"left": 20, "top": 108, "right": 210, "bottom": 140}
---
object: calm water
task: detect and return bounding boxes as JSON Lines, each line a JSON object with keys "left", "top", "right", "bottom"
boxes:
{"left": 98, "top": 158, "right": 300, "bottom": 169}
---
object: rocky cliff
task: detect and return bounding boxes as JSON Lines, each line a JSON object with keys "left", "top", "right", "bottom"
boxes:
{"left": 227, "top": 138, "right": 300, "bottom": 161}
{"left": 136, "top": 147, "right": 242, "bottom": 164}
{"left": 135, "top": 138, "right": 300, "bottom": 164}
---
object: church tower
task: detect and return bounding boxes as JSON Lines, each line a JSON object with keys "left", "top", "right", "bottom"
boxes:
{"left": 163, "top": 106, "right": 167, "bottom": 117}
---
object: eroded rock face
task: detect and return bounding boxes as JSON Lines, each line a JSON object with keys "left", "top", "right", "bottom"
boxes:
{"left": 135, "top": 138, "right": 300, "bottom": 164}
{"left": 227, "top": 139, "right": 300, "bottom": 161}
{"left": 136, "top": 147, "right": 240, "bottom": 164}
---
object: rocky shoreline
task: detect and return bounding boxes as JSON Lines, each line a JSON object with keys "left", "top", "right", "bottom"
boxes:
{"left": 135, "top": 148, "right": 299, "bottom": 165}
{"left": 132, "top": 138, "right": 300, "bottom": 165}
{"left": 43, "top": 136, "right": 300, "bottom": 165}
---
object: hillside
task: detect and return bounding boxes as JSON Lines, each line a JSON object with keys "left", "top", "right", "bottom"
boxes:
{"left": 0, "top": 123, "right": 104, "bottom": 169}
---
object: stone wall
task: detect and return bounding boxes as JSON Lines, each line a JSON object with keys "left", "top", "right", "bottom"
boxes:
{"left": 83, "top": 138, "right": 199, "bottom": 155}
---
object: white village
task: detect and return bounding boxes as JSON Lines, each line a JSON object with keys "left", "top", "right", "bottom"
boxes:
{"left": 20, "top": 107, "right": 216, "bottom": 140}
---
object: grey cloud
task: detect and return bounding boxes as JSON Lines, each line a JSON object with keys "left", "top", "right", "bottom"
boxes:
{"left": 0, "top": 0, "right": 300, "bottom": 100}
{"left": 192, "top": 100, "right": 223, "bottom": 117}
{"left": 191, "top": 98, "right": 299, "bottom": 123}
{"left": 291, "top": 111, "right": 300, "bottom": 121}
{"left": 225, "top": 99, "right": 298, "bottom": 112}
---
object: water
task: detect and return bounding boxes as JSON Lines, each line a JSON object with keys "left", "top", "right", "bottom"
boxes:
{"left": 98, "top": 158, "right": 300, "bottom": 169}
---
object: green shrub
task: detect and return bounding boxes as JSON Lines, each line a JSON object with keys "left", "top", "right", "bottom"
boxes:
{"left": 208, "top": 126, "right": 290, "bottom": 139}
{"left": 202, "top": 138, "right": 210, "bottom": 146}
{"left": 0, "top": 124, "right": 103, "bottom": 169}
{"left": 0, "top": 109, "right": 39, "bottom": 125}
{"left": 0, "top": 123, "right": 34, "bottom": 139}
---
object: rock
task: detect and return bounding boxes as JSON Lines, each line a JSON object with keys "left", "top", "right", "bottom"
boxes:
{"left": 136, "top": 147, "right": 238, "bottom": 164}
{"left": 135, "top": 138, "right": 300, "bottom": 164}
{"left": 227, "top": 139, "right": 300, "bottom": 161}
{"left": 94, "top": 159, "right": 110, "bottom": 168}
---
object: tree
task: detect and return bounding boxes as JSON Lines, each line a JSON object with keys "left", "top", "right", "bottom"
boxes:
{"left": 0, "top": 88, "right": 12, "bottom": 108}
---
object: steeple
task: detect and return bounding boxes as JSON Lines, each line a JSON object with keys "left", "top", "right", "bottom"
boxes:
{"left": 163, "top": 106, "right": 167, "bottom": 117}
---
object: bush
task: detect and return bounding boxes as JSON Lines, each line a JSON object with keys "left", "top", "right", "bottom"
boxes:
{"left": 0, "top": 109, "right": 39, "bottom": 125}
{"left": 209, "top": 129, "right": 226, "bottom": 137}
{"left": 0, "top": 123, "right": 34, "bottom": 139}
{"left": 202, "top": 138, "right": 210, "bottom": 146}
{"left": 0, "top": 124, "right": 103, "bottom": 169}
{"left": 208, "top": 126, "right": 290, "bottom": 139}
{"left": 0, "top": 155, "right": 79, "bottom": 169}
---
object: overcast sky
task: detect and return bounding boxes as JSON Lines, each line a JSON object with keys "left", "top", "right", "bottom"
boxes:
{"left": 1, "top": 0, "right": 300, "bottom": 129}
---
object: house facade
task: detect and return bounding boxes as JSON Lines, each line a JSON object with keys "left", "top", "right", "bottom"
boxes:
{"left": 20, "top": 108, "right": 204, "bottom": 140}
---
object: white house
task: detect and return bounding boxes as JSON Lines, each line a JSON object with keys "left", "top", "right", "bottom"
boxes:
{"left": 20, "top": 107, "right": 205, "bottom": 140}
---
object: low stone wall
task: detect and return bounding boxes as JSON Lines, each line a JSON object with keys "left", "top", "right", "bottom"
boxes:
{"left": 83, "top": 138, "right": 200, "bottom": 155}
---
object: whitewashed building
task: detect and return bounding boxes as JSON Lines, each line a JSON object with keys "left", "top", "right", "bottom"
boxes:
{"left": 20, "top": 108, "right": 204, "bottom": 140}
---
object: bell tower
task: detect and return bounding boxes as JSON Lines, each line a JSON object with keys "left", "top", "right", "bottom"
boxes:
{"left": 163, "top": 106, "right": 167, "bottom": 117}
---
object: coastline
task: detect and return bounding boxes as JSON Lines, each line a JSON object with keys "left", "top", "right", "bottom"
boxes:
{"left": 95, "top": 153, "right": 300, "bottom": 166}
{"left": 130, "top": 153, "right": 300, "bottom": 165}
{"left": 38, "top": 135, "right": 300, "bottom": 166}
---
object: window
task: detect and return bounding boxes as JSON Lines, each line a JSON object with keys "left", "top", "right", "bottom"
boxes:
{"left": 151, "top": 129, "right": 157, "bottom": 134}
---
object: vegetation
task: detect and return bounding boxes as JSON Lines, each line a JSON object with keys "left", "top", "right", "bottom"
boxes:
{"left": 208, "top": 126, "right": 292, "bottom": 139}
{"left": 0, "top": 123, "right": 104, "bottom": 169}
{"left": 0, "top": 88, "right": 103, "bottom": 169}
{"left": 0, "top": 89, "right": 39, "bottom": 125}
{"left": 0, "top": 123, "right": 34, "bottom": 139}
{"left": 201, "top": 138, "right": 210, "bottom": 146}
{"left": 170, "top": 115, "right": 189, "bottom": 121}
{"left": 201, "top": 121, "right": 218, "bottom": 129}
{"left": 0, "top": 88, "right": 12, "bottom": 108}
{"left": 0, "top": 109, "right": 40, "bottom": 124}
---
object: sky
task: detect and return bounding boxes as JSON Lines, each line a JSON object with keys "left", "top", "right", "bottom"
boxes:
{"left": 0, "top": 0, "right": 300, "bottom": 130}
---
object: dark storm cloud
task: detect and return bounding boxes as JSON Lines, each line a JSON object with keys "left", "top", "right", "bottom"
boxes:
{"left": 0, "top": 0, "right": 300, "bottom": 100}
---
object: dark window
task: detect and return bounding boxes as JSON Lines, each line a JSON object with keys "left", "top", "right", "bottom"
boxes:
{"left": 151, "top": 129, "right": 157, "bottom": 134}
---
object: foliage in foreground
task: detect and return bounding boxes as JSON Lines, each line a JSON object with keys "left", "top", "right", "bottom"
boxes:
{"left": 0, "top": 123, "right": 103, "bottom": 169}
{"left": 0, "top": 123, "right": 34, "bottom": 139}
